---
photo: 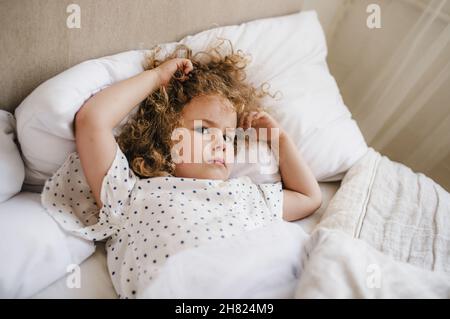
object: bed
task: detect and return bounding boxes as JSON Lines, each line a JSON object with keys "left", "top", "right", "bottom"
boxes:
{"left": 32, "top": 146, "right": 450, "bottom": 298}
{"left": 1, "top": 0, "right": 449, "bottom": 299}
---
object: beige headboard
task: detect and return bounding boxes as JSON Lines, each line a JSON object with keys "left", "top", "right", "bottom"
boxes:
{"left": 0, "top": 0, "right": 305, "bottom": 113}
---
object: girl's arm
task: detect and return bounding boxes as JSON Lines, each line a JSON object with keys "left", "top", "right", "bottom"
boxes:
{"left": 75, "top": 58, "right": 193, "bottom": 209}
{"left": 240, "top": 111, "right": 322, "bottom": 222}
{"left": 276, "top": 131, "right": 322, "bottom": 221}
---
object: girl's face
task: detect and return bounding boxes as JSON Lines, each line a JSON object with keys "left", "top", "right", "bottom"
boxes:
{"left": 173, "top": 94, "right": 237, "bottom": 180}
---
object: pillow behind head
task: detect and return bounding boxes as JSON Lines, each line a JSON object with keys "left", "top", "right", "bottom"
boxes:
{"left": 230, "top": 140, "right": 281, "bottom": 184}
{"left": 15, "top": 50, "right": 148, "bottom": 192}
{"left": 177, "top": 10, "right": 367, "bottom": 181}
{"left": 15, "top": 10, "right": 367, "bottom": 189}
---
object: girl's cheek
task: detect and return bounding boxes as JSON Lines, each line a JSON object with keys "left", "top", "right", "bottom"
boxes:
{"left": 223, "top": 142, "right": 234, "bottom": 165}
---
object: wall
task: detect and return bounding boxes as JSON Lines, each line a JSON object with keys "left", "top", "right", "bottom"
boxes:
{"left": 315, "top": 0, "right": 450, "bottom": 190}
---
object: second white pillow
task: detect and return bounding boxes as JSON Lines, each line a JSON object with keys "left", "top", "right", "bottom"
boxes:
{"left": 0, "top": 110, "right": 25, "bottom": 202}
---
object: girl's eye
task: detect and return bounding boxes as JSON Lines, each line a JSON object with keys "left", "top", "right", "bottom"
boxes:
{"left": 195, "top": 127, "right": 234, "bottom": 142}
{"left": 224, "top": 135, "right": 234, "bottom": 143}
{"left": 195, "top": 126, "right": 210, "bottom": 135}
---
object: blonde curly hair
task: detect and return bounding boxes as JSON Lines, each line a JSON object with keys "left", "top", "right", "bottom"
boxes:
{"left": 116, "top": 38, "right": 279, "bottom": 178}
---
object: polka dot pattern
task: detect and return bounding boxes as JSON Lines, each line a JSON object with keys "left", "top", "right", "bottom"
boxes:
{"left": 41, "top": 142, "right": 283, "bottom": 299}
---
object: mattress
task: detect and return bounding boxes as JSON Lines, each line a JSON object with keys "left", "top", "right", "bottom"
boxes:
{"left": 32, "top": 181, "right": 341, "bottom": 299}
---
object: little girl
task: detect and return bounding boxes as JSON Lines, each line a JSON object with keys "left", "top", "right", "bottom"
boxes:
{"left": 41, "top": 40, "right": 322, "bottom": 298}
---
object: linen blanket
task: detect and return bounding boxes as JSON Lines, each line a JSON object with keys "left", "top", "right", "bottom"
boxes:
{"left": 296, "top": 148, "right": 450, "bottom": 298}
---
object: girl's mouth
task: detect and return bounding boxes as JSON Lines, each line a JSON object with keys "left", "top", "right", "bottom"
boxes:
{"left": 208, "top": 159, "right": 225, "bottom": 166}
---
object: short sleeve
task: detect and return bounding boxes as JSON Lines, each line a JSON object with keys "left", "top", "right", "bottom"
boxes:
{"left": 41, "top": 142, "right": 138, "bottom": 242}
{"left": 99, "top": 143, "right": 138, "bottom": 217}
{"left": 257, "top": 182, "right": 284, "bottom": 220}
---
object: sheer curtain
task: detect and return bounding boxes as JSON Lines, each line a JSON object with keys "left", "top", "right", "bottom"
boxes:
{"left": 326, "top": 0, "right": 450, "bottom": 190}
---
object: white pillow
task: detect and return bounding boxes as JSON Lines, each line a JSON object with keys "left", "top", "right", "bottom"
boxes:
{"left": 230, "top": 140, "right": 281, "bottom": 183}
{"left": 15, "top": 10, "right": 367, "bottom": 187}
{"left": 0, "top": 192, "right": 95, "bottom": 298}
{"left": 15, "top": 50, "right": 146, "bottom": 191}
{"left": 177, "top": 11, "right": 367, "bottom": 181}
{"left": 0, "top": 110, "right": 25, "bottom": 202}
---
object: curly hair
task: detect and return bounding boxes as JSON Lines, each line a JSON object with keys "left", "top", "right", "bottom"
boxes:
{"left": 116, "top": 37, "right": 280, "bottom": 178}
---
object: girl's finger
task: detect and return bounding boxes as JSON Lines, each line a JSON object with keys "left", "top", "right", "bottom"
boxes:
{"left": 243, "top": 112, "right": 250, "bottom": 129}
{"left": 246, "top": 112, "right": 254, "bottom": 129}
{"left": 184, "top": 60, "right": 193, "bottom": 73}
{"left": 238, "top": 112, "right": 246, "bottom": 128}
{"left": 247, "top": 111, "right": 258, "bottom": 128}
{"left": 177, "top": 60, "right": 193, "bottom": 81}
{"left": 253, "top": 111, "right": 266, "bottom": 120}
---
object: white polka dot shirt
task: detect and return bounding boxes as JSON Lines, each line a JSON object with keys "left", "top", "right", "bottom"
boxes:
{"left": 41, "top": 143, "right": 284, "bottom": 298}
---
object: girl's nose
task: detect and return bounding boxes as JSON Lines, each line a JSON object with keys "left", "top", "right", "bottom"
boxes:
{"left": 211, "top": 135, "right": 225, "bottom": 152}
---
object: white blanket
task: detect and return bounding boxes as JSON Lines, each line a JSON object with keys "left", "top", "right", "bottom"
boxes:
{"left": 139, "top": 221, "right": 309, "bottom": 299}
{"left": 296, "top": 148, "right": 450, "bottom": 298}
{"left": 319, "top": 147, "right": 450, "bottom": 272}
{"left": 295, "top": 229, "right": 450, "bottom": 298}
{"left": 136, "top": 148, "right": 450, "bottom": 299}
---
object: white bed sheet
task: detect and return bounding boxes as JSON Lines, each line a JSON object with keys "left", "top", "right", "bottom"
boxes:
{"left": 32, "top": 242, "right": 116, "bottom": 299}
{"left": 32, "top": 181, "right": 340, "bottom": 299}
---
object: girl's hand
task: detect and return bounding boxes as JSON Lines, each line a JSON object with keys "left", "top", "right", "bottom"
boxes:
{"left": 239, "top": 110, "right": 285, "bottom": 142}
{"left": 155, "top": 58, "right": 194, "bottom": 87}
